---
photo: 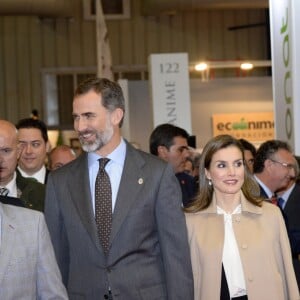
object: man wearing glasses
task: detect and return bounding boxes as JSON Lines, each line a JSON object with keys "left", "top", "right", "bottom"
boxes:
{"left": 253, "top": 139, "right": 300, "bottom": 289}
{"left": 253, "top": 139, "right": 296, "bottom": 200}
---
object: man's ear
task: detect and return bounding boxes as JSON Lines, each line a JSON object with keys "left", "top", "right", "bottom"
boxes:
{"left": 157, "top": 145, "right": 168, "bottom": 159}
{"left": 111, "top": 108, "right": 124, "bottom": 126}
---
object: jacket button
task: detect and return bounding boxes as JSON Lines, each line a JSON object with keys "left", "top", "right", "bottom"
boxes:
{"left": 241, "top": 243, "right": 248, "bottom": 249}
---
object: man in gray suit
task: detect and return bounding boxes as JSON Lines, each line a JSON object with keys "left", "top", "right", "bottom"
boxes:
{"left": 44, "top": 77, "right": 193, "bottom": 299}
{"left": 0, "top": 199, "right": 68, "bottom": 299}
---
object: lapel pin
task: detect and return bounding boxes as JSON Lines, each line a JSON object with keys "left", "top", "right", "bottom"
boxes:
{"left": 138, "top": 178, "right": 143, "bottom": 185}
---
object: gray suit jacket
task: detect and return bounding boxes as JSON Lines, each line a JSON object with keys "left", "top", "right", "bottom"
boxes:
{"left": 45, "top": 142, "right": 193, "bottom": 299}
{"left": 0, "top": 203, "right": 68, "bottom": 300}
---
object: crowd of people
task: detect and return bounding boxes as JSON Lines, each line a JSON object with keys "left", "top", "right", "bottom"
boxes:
{"left": 0, "top": 76, "right": 300, "bottom": 299}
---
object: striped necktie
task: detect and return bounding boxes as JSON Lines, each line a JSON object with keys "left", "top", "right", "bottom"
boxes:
{"left": 0, "top": 187, "right": 9, "bottom": 196}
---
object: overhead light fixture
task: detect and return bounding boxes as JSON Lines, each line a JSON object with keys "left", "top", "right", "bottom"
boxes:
{"left": 195, "top": 62, "right": 208, "bottom": 71}
{"left": 240, "top": 62, "right": 253, "bottom": 70}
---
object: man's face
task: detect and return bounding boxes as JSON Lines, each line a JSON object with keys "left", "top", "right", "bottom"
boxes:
{"left": 18, "top": 128, "right": 48, "bottom": 175}
{"left": 244, "top": 149, "right": 254, "bottom": 173}
{"left": 73, "top": 90, "right": 118, "bottom": 153}
{"left": 158, "top": 136, "right": 190, "bottom": 173}
{"left": 0, "top": 130, "right": 19, "bottom": 185}
{"left": 49, "top": 149, "right": 76, "bottom": 171}
{"left": 267, "top": 149, "right": 296, "bottom": 192}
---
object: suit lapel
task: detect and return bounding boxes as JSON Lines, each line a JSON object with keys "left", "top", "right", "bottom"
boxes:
{"left": 67, "top": 154, "right": 100, "bottom": 250}
{"left": 109, "top": 145, "right": 145, "bottom": 245}
{"left": 0, "top": 205, "right": 17, "bottom": 285}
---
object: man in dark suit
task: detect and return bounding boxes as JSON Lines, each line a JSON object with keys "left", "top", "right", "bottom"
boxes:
{"left": 16, "top": 118, "right": 50, "bottom": 184}
{"left": 44, "top": 77, "right": 193, "bottom": 299}
{"left": 149, "top": 123, "right": 198, "bottom": 207}
{"left": 253, "top": 140, "right": 300, "bottom": 288}
{"left": 0, "top": 120, "right": 45, "bottom": 211}
{"left": 277, "top": 157, "right": 300, "bottom": 289}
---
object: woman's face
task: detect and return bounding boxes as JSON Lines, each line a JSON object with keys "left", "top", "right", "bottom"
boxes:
{"left": 205, "top": 145, "right": 245, "bottom": 197}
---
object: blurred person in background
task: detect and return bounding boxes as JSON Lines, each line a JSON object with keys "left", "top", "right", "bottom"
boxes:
{"left": 16, "top": 118, "right": 50, "bottom": 184}
{"left": 149, "top": 123, "right": 198, "bottom": 207}
{"left": 48, "top": 145, "right": 77, "bottom": 171}
{"left": 239, "top": 139, "right": 256, "bottom": 173}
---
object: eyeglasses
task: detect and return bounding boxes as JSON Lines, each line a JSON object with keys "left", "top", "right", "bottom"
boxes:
{"left": 269, "top": 158, "right": 295, "bottom": 170}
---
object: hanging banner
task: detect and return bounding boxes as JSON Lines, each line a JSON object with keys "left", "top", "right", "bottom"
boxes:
{"left": 149, "top": 53, "right": 192, "bottom": 133}
{"left": 269, "top": 0, "right": 300, "bottom": 154}
{"left": 212, "top": 112, "right": 274, "bottom": 142}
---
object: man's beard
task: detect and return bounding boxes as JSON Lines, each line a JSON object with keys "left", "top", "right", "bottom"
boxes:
{"left": 78, "top": 125, "right": 114, "bottom": 153}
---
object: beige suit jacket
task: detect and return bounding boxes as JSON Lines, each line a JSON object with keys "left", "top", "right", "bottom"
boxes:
{"left": 185, "top": 192, "right": 300, "bottom": 300}
{"left": 0, "top": 203, "right": 68, "bottom": 300}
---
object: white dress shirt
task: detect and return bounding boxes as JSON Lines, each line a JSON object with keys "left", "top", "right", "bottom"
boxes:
{"left": 18, "top": 165, "right": 46, "bottom": 184}
{"left": 217, "top": 204, "right": 247, "bottom": 298}
{"left": 0, "top": 172, "right": 18, "bottom": 198}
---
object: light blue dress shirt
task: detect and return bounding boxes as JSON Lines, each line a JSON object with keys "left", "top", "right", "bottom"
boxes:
{"left": 88, "top": 138, "right": 126, "bottom": 214}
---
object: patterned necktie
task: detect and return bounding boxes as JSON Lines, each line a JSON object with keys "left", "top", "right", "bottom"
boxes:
{"left": 95, "top": 158, "right": 112, "bottom": 255}
{"left": 0, "top": 187, "right": 9, "bottom": 196}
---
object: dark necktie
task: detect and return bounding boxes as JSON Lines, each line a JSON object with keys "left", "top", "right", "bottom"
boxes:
{"left": 95, "top": 158, "right": 112, "bottom": 255}
{"left": 0, "top": 187, "right": 9, "bottom": 196}
{"left": 270, "top": 195, "right": 285, "bottom": 209}
{"left": 277, "top": 197, "right": 285, "bottom": 209}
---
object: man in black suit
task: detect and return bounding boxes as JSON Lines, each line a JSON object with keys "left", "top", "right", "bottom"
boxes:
{"left": 277, "top": 157, "right": 300, "bottom": 288}
{"left": 253, "top": 140, "right": 300, "bottom": 288}
{"left": 0, "top": 119, "right": 45, "bottom": 211}
{"left": 16, "top": 118, "right": 50, "bottom": 184}
{"left": 149, "top": 123, "right": 198, "bottom": 207}
{"left": 44, "top": 77, "right": 193, "bottom": 299}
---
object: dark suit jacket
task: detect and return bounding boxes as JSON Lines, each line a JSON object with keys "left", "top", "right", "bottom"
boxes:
{"left": 258, "top": 183, "right": 300, "bottom": 290}
{"left": 284, "top": 183, "right": 300, "bottom": 231}
{"left": 45, "top": 142, "right": 194, "bottom": 299}
{"left": 176, "top": 172, "right": 197, "bottom": 207}
{"left": 284, "top": 183, "right": 300, "bottom": 289}
{"left": 16, "top": 171, "right": 45, "bottom": 211}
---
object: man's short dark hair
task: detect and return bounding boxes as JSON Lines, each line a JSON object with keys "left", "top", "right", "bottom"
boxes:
{"left": 253, "top": 140, "right": 291, "bottom": 174}
{"left": 74, "top": 77, "right": 125, "bottom": 128}
{"left": 239, "top": 139, "right": 257, "bottom": 158}
{"left": 16, "top": 118, "right": 48, "bottom": 143}
{"left": 149, "top": 123, "right": 189, "bottom": 156}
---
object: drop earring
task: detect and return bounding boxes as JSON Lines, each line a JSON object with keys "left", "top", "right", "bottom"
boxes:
{"left": 208, "top": 179, "right": 212, "bottom": 186}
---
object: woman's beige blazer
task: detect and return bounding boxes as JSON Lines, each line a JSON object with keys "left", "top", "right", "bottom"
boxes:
{"left": 185, "top": 192, "right": 300, "bottom": 300}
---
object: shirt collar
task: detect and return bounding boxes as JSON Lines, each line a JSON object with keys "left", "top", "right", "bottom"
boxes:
{"left": 279, "top": 182, "right": 295, "bottom": 202}
{"left": 0, "top": 172, "right": 18, "bottom": 197}
{"left": 17, "top": 165, "right": 46, "bottom": 184}
{"left": 254, "top": 175, "right": 273, "bottom": 198}
{"left": 202, "top": 191, "right": 262, "bottom": 215}
{"left": 88, "top": 138, "right": 126, "bottom": 168}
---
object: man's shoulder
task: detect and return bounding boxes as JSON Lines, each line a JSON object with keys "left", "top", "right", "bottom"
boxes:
{"left": 126, "top": 144, "right": 167, "bottom": 166}
{"left": 16, "top": 170, "right": 44, "bottom": 189}
{"left": 1, "top": 202, "right": 42, "bottom": 220}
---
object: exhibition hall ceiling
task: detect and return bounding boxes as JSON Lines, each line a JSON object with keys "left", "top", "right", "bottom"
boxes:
{"left": 142, "top": 0, "right": 269, "bottom": 15}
